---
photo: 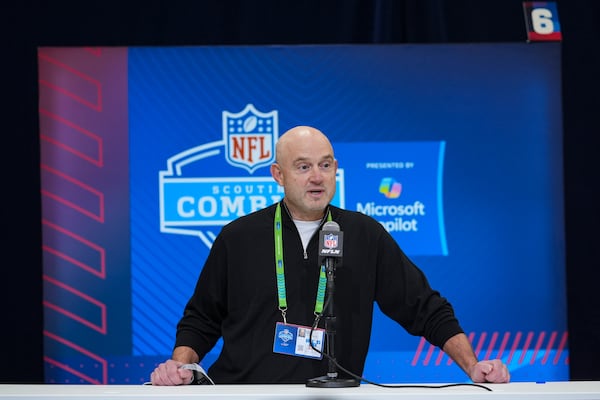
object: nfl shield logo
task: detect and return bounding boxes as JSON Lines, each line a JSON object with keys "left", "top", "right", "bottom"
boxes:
{"left": 223, "top": 104, "right": 278, "bottom": 173}
{"left": 324, "top": 233, "right": 338, "bottom": 249}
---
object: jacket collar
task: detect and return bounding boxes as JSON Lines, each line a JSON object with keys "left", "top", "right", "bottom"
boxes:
{"left": 279, "top": 199, "right": 331, "bottom": 227}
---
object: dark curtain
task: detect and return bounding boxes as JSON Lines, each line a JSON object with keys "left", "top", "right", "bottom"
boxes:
{"left": 2, "top": 0, "right": 598, "bottom": 382}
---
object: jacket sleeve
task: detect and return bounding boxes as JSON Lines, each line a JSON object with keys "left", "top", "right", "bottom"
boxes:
{"left": 174, "top": 233, "right": 228, "bottom": 358}
{"left": 374, "top": 228, "right": 464, "bottom": 348}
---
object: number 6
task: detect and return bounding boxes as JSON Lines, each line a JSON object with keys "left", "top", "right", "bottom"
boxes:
{"left": 531, "top": 9, "right": 554, "bottom": 34}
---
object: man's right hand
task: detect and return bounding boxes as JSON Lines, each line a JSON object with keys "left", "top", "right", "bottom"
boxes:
{"left": 150, "top": 359, "right": 193, "bottom": 386}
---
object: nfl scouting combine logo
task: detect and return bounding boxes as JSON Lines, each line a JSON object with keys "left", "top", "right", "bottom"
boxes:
{"left": 159, "top": 104, "right": 345, "bottom": 249}
{"left": 278, "top": 328, "right": 294, "bottom": 345}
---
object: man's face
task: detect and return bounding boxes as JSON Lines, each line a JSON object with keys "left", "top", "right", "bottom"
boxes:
{"left": 271, "top": 133, "right": 338, "bottom": 221}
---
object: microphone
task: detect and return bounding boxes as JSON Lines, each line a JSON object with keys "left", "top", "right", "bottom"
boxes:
{"left": 308, "top": 220, "right": 360, "bottom": 387}
{"left": 318, "top": 221, "right": 343, "bottom": 268}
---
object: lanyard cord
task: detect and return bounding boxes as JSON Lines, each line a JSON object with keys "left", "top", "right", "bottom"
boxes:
{"left": 274, "top": 202, "right": 331, "bottom": 324}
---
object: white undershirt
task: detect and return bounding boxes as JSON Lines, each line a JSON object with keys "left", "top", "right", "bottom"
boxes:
{"left": 293, "top": 219, "right": 321, "bottom": 251}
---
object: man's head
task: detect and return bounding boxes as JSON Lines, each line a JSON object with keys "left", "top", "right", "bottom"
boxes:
{"left": 270, "top": 126, "right": 338, "bottom": 221}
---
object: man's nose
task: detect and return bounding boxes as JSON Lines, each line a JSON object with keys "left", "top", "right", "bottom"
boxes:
{"left": 309, "top": 167, "right": 323, "bottom": 182}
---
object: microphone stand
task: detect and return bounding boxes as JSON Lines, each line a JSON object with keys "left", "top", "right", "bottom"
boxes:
{"left": 306, "top": 259, "right": 360, "bottom": 388}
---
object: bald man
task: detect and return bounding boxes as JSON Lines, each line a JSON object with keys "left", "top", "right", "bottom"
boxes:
{"left": 151, "top": 126, "right": 509, "bottom": 385}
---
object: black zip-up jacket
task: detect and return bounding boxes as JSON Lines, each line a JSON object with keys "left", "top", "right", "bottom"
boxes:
{"left": 175, "top": 201, "right": 463, "bottom": 383}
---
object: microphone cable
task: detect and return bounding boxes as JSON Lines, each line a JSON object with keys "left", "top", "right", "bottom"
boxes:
{"left": 308, "top": 313, "right": 492, "bottom": 392}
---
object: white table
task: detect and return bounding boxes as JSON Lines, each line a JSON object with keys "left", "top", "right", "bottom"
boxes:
{"left": 1, "top": 381, "right": 600, "bottom": 399}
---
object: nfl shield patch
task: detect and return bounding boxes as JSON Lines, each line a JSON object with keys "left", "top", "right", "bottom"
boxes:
{"left": 324, "top": 233, "right": 338, "bottom": 249}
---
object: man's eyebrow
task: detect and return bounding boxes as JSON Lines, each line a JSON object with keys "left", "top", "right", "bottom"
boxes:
{"left": 291, "top": 156, "right": 309, "bottom": 164}
{"left": 292, "top": 155, "right": 333, "bottom": 164}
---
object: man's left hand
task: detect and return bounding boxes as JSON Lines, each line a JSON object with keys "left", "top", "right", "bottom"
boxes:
{"left": 469, "top": 359, "right": 510, "bottom": 383}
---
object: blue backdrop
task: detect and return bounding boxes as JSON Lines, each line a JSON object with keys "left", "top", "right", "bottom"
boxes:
{"left": 40, "top": 43, "right": 567, "bottom": 384}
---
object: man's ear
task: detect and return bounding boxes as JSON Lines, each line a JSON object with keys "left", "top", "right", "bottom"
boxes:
{"left": 270, "top": 163, "right": 283, "bottom": 185}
